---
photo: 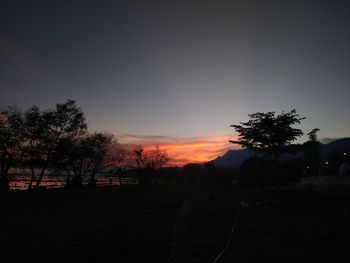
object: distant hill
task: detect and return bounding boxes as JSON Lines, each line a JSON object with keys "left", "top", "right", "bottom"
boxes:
{"left": 213, "top": 137, "right": 350, "bottom": 168}
{"left": 320, "top": 138, "right": 350, "bottom": 155}
{"left": 213, "top": 148, "right": 255, "bottom": 168}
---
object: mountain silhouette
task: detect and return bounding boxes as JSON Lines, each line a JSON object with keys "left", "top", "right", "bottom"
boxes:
{"left": 321, "top": 138, "right": 350, "bottom": 155}
{"left": 214, "top": 138, "right": 350, "bottom": 168}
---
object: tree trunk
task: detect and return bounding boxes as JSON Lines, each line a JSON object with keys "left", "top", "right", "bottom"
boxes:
{"left": 66, "top": 174, "right": 83, "bottom": 188}
{"left": 0, "top": 173, "right": 10, "bottom": 192}
{"left": 27, "top": 177, "right": 34, "bottom": 190}
{"left": 34, "top": 152, "right": 53, "bottom": 189}
{"left": 27, "top": 166, "right": 36, "bottom": 190}
{"left": 88, "top": 172, "right": 97, "bottom": 187}
{"left": 34, "top": 161, "right": 49, "bottom": 189}
{"left": 154, "top": 170, "right": 159, "bottom": 185}
{"left": 137, "top": 169, "right": 143, "bottom": 185}
{"left": 0, "top": 162, "right": 11, "bottom": 192}
{"left": 115, "top": 168, "right": 122, "bottom": 186}
{"left": 273, "top": 151, "right": 281, "bottom": 189}
{"left": 34, "top": 170, "right": 45, "bottom": 189}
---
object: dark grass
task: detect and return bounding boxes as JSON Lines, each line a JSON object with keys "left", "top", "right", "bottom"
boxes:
{"left": 171, "top": 185, "right": 350, "bottom": 263}
{"left": 1, "top": 182, "right": 350, "bottom": 263}
{"left": 0, "top": 183, "right": 192, "bottom": 263}
{"left": 223, "top": 187, "right": 350, "bottom": 263}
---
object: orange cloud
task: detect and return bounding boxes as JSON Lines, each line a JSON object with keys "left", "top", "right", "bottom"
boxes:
{"left": 116, "top": 133, "right": 237, "bottom": 166}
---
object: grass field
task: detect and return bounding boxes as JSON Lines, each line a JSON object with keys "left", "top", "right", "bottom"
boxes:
{"left": 0, "top": 183, "right": 193, "bottom": 263}
{"left": 169, "top": 185, "right": 350, "bottom": 263}
{"left": 1, "top": 182, "right": 350, "bottom": 263}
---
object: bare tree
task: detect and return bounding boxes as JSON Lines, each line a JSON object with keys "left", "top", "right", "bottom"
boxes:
{"left": 130, "top": 146, "right": 170, "bottom": 184}
{"left": 106, "top": 146, "right": 130, "bottom": 185}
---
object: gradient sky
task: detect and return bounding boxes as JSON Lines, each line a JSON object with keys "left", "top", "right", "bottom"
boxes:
{"left": 1, "top": 0, "right": 350, "bottom": 164}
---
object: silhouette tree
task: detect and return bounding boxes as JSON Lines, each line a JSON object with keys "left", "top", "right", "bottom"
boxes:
{"left": 147, "top": 146, "right": 170, "bottom": 184}
{"left": 0, "top": 106, "right": 26, "bottom": 192}
{"left": 23, "top": 105, "right": 45, "bottom": 190}
{"left": 115, "top": 149, "right": 129, "bottom": 184}
{"left": 86, "top": 133, "right": 115, "bottom": 187}
{"left": 50, "top": 137, "right": 75, "bottom": 182}
{"left": 131, "top": 146, "right": 170, "bottom": 184}
{"left": 131, "top": 146, "right": 149, "bottom": 185}
{"left": 26, "top": 100, "right": 87, "bottom": 189}
{"left": 304, "top": 128, "right": 322, "bottom": 175}
{"left": 230, "top": 110, "right": 305, "bottom": 160}
{"left": 0, "top": 100, "right": 119, "bottom": 190}
{"left": 52, "top": 132, "right": 115, "bottom": 188}
{"left": 106, "top": 146, "right": 129, "bottom": 185}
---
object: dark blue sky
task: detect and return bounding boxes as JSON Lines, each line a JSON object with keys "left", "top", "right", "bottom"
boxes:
{"left": 1, "top": 0, "right": 350, "bottom": 144}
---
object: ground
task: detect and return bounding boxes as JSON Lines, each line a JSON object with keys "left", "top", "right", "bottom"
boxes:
{"left": 0, "top": 184, "right": 190, "bottom": 263}
{"left": 0, "top": 181, "right": 350, "bottom": 263}
{"left": 169, "top": 184, "right": 350, "bottom": 263}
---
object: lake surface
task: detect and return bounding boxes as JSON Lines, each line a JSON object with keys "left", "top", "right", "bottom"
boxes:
{"left": 8, "top": 172, "right": 137, "bottom": 190}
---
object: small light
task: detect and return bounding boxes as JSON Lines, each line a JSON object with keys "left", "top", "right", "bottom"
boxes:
{"left": 307, "top": 166, "right": 310, "bottom": 169}
{"left": 325, "top": 161, "right": 329, "bottom": 165}
{"left": 344, "top": 152, "right": 347, "bottom": 156}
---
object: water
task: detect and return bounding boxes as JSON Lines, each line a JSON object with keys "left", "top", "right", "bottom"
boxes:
{"left": 8, "top": 173, "right": 137, "bottom": 190}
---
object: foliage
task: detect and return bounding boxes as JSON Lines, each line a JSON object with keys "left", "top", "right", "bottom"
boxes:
{"left": 303, "top": 128, "right": 322, "bottom": 175}
{"left": 0, "top": 106, "right": 26, "bottom": 191}
{"left": 26, "top": 100, "right": 88, "bottom": 189}
{"left": 0, "top": 100, "right": 122, "bottom": 191}
{"left": 230, "top": 110, "right": 305, "bottom": 160}
{"left": 307, "top": 128, "right": 320, "bottom": 143}
{"left": 59, "top": 132, "right": 115, "bottom": 188}
{"left": 0, "top": 100, "right": 174, "bottom": 190}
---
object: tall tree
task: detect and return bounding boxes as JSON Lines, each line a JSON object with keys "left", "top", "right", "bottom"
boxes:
{"left": 230, "top": 110, "right": 305, "bottom": 160}
{"left": 53, "top": 132, "right": 115, "bottom": 188}
{"left": 27, "top": 100, "right": 87, "bottom": 189}
{"left": 23, "top": 106, "right": 44, "bottom": 190}
{"left": 146, "top": 146, "right": 170, "bottom": 184}
{"left": 86, "top": 133, "right": 115, "bottom": 187}
{"left": 304, "top": 128, "right": 321, "bottom": 175}
{"left": 104, "top": 145, "right": 129, "bottom": 185}
{"left": 0, "top": 106, "right": 26, "bottom": 192}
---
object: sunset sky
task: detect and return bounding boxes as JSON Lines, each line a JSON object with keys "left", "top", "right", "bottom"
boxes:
{"left": 117, "top": 133, "right": 234, "bottom": 166}
{"left": 1, "top": 0, "right": 350, "bottom": 165}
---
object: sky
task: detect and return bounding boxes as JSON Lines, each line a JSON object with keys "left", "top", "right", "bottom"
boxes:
{"left": 1, "top": 0, "right": 350, "bottom": 165}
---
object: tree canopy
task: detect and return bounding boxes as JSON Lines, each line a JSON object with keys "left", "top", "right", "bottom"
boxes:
{"left": 230, "top": 110, "right": 305, "bottom": 160}
{"left": 0, "top": 106, "right": 26, "bottom": 191}
{"left": 303, "top": 128, "right": 321, "bottom": 175}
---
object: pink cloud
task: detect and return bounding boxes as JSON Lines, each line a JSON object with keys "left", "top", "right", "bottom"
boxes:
{"left": 116, "top": 133, "right": 237, "bottom": 166}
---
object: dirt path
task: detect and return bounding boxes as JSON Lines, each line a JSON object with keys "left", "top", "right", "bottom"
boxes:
{"left": 168, "top": 193, "right": 239, "bottom": 263}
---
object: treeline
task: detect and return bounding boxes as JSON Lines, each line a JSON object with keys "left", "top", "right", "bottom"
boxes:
{"left": 0, "top": 100, "right": 169, "bottom": 192}
{"left": 229, "top": 110, "right": 350, "bottom": 186}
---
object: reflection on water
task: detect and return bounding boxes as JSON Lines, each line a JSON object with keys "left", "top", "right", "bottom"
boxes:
{"left": 9, "top": 172, "right": 137, "bottom": 190}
